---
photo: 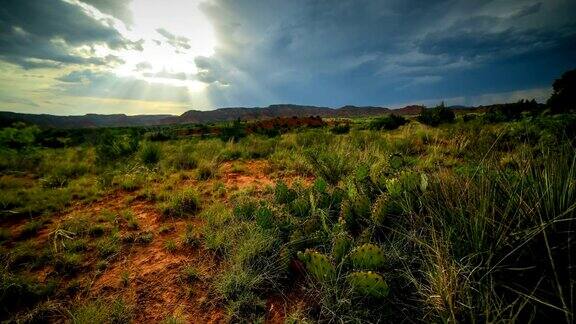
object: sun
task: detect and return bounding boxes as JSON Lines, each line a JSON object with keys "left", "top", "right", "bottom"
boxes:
{"left": 114, "top": 0, "right": 216, "bottom": 89}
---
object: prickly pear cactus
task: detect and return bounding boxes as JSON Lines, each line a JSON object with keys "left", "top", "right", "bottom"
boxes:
{"left": 297, "top": 249, "right": 336, "bottom": 282}
{"left": 332, "top": 233, "right": 352, "bottom": 263}
{"left": 347, "top": 271, "right": 389, "bottom": 299}
{"left": 349, "top": 243, "right": 385, "bottom": 270}
{"left": 371, "top": 194, "right": 389, "bottom": 225}
{"left": 341, "top": 196, "right": 371, "bottom": 232}
{"left": 371, "top": 194, "right": 402, "bottom": 226}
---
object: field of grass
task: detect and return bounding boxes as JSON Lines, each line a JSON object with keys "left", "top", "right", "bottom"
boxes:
{"left": 0, "top": 109, "right": 575, "bottom": 322}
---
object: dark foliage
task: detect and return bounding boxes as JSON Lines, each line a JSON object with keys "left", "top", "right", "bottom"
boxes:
{"left": 219, "top": 119, "right": 247, "bottom": 142}
{"left": 548, "top": 68, "right": 576, "bottom": 114}
{"left": 482, "top": 99, "right": 542, "bottom": 123}
{"left": 330, "top": 123, "right": 351, "bottom": 134}
{"left": 369, "top": 114, "right": 408, "bottom": 130}
{"left": 416, "top": 103, "right": 455, "bottom": 126}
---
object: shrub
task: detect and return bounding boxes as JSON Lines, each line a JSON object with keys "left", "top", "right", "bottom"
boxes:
{"left": 160, "top": 189, "right": 201, "bottom": 217}
{"left": 95, "top": 132, "right": 139, "bottom": 165}
{"left": 275, "top": 181, "right": 297, "bottom": 204}
{"left": 331, "top": 124, "right": 351, "bottom": 134}
{"left": 304, "top": 147, "right": 352, "bottom": 185}
{"left": 172, "top": 148, "right": 198, "bottom": 170}
{"left": 369, "top": 114, "right": 408, "bottom": 130}
{"left": 417, "top": 103, "right": 455, "bottom": 126}
{"left": 143, "top": 130, "right": 172, "bottom": 141}
{"left": 0, "top": 124, "right": 40, "bottom": 149}
{"left": 462, "top": 114, "right": 477, "bottom": 122}
{"left": 219, "top": 119, "right": 247, "bottom": 142}
{"left": 482, "top": 100, "right": 541, "bottom": 123}
{"left": 547, "top": 68, "right": 576, "bottom": 114}
{"left": 139, "top": 142, "right": 161, "bottom": 166}
{"left": 196, "top": 161, "right": 216, "bottom": 180}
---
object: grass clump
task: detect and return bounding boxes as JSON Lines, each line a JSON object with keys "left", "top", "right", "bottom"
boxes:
{"left": 196, "top": 161, "right": 216, "bottom": 180}
{"left": 164, "top": 239, "right": 177, "bottom": 252}
{"left": 304, "top": 146, "right": 351, "bottom": 185}
{"left": 69, "top": 298, "right": 132, "bottom": 324}
{"left": 54, "top": 252, "right": 83, "bottom": 275}
{"left": 139, "top": 142, "right": 162, "bottom": 166}
{"left": 182, "top": 265, "right": 201, "bottom": 282}
{"left": 160, "top": 188, "right": 201, "bottom": 217}
{"left": 96, "top": 237, "right": 120, "bottom": 258}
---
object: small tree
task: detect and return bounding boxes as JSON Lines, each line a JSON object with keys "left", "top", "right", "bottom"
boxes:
{"left": 369, "top": 114, "right": 408, "bottom": 130}
{"left": 548, "top": 68, "right": 576, "bottom": 114}
{"left": 417, "top": 102, "right": 455, "bottom": 126}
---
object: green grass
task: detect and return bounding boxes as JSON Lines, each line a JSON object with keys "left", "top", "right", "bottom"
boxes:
{"left": 69, "top": 298, "right": 132, "bottom": 323}
{"left": 139, "top": 142, "right": 162, "bottom": 166}
{"left": 96, "top": 237, "right": 120, "bottom": 258}
{"left": 182, "top": 265, "right": 201, "bottom": 282}
{"left": 120, "top": 271, "right": 130, "bottom": 287}
{"left": 159, "top": 188, "right": 201, "bottom": 217}
{"left": 164, "top": 239, "right": 178, "bottom": 252}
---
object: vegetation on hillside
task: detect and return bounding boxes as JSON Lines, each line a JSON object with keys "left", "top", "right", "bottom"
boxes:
{"left": 0, "top": 69, "right": 575, "bottom": 322}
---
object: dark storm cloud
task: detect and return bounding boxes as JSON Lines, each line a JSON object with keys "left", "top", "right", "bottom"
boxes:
{"left": 196, "top": 0, "right": 576, "bottom": 107}
{"left": 194, "top": 56, "right": 228, "bottom": 84}
{"left": 0, "top": 0, "right": 140, "bottom": 69}
{"left": 511, "top": 2, "right": 542, "bottom": 18}
{"left": 156, "top": 28, "right": 192, "bottom": 50}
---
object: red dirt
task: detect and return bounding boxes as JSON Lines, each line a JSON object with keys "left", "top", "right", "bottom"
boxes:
{"left": 78, "top": 196, "right": 226, "bottom": 323}
{"left": 220, "top": 160, "right": 275, "bottom": 190}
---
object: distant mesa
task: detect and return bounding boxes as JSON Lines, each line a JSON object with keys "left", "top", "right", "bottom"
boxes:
{"left": 0, "top": 104, "right": 431, "bottom": 128}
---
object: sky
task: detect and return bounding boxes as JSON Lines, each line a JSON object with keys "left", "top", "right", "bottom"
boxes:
{"left": 0, "top": 0, "right": 575, "bottom": 115}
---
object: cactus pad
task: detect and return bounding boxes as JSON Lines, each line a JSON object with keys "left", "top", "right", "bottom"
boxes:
{"left": 347, "top": 271, "right": 389, "bottom": 299}
{"left": 371, "top": 194, "right": 401, "bottom": 225}
{"left": 297, "top": 249, "right": 336, "bottom": 282}
{"left": 332, "top": 233, "right": 352, "bottom": 263}
{"left": 349, "top": 243, "right": 385, "bottom": 270}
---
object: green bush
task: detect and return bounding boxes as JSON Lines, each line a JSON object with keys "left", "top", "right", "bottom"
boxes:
{"left": 369, "top": 114, "right": 408, "bottom": 130}
{"left": 331, "top": 124, "right": 351, "bottom": 134}
{"left": 417, "top": 103, "right": 455, "bottom": 126}
{"left": 139, "top": 142, "right": 162, "bottom": 166}
{"left": 196, "top": 162, "right": 216, "bottom": 180}
{"left": 172, "top": 148, "right": 198, "bottom": 170}
{"left": 95, "top": 132, "right": 139, "bottom": 165}
{"left": 547, "top": 68, "right": 576, "bottom": 114}
{"left": 304, "top": 147, "right": 352, "bottom": 185}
